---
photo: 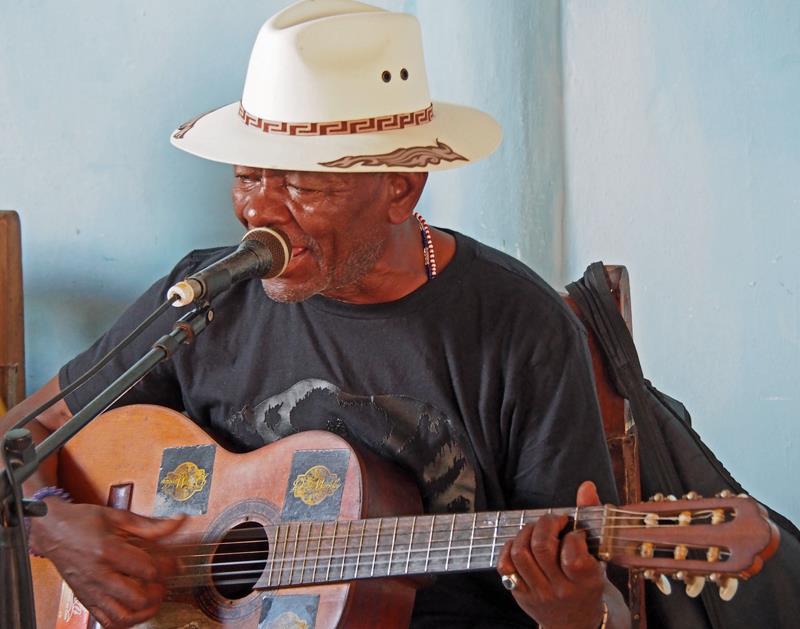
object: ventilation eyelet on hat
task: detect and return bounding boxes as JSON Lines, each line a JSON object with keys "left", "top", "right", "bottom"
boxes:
{"left": 381, "top": 70, "right": 392, "bottom": 83}
{"left": 400, "top": 68, "right": 409, "bottom": 80}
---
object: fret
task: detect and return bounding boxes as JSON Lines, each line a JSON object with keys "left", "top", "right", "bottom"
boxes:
{"left": 288, "top": 522, "right": 301, "bottom": 584}
{"left": 340, "top": 520, "right": 352, "bottom": 580}
{"left": 423, "top": 514, "right": 435, "bottom": 571}
{"left": 325, "top": 520, "right": 337, "bottom": 582}
{"left": 388, "top": 516, "right": 399, "bottom": 577}
{"left": 405, "top": 516, "right": 417, "bottom": 574}
{"left": 299, "top": 521, "right": 311, "bottom": 583}
{"left": 354, "top": 520, "right": 367, "bottom": 578}
{"left": 370, "top": 518, "right": 382, "bottom": 577}
{"left": 489, "top": 511, "right": 500, "bottom": 566}
{"left": 444, "top": 514, "right": 456, "bottom": 571}
{"left": 467, "top": 512, "right": 477, "bottom": 569}
{"left": 519, "top": 510, "right": 525, "bottom": 532}
{"left": 267, "top": 524, "right": 278, "bottom": 587}
{"left": 311, "top": 521, "right": 323, "bottom": 583}
{"left": 280, "top": 523, "right": 291, "bottom": 586}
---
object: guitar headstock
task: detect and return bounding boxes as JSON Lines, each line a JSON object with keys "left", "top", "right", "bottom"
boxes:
{"left": 599, "top": 491, "right": 780, "bottom": 601}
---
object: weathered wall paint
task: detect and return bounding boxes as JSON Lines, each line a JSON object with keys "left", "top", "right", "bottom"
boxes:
{"left": 562, "top": 0, "right": 800, "bottom": 522}
{"left": 0, "top": 0, "right": 562, "bottom": 391}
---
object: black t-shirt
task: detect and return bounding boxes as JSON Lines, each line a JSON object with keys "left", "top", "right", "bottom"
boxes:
{"left": 60, "top": 230, "right": 617, "bottom": 627}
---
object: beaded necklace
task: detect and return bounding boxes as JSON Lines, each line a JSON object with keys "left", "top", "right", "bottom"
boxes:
{"left": 413, "top": 211, "right": 437, "bottom": 280}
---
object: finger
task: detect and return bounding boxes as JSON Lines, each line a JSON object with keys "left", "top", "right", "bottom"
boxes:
{"left": 496, "top": 539, "right": 516, "bottom": 577}
{"left": 87, "top": 606, "right": 113, "bottom": 628}
{"left": 153, "top": 547, "right": 183, "bottom": 577}
{"left": 576, "top": 480, "right": 601, "bottom": 507}
{"left": 106, "top": 509, "right": 186, "bottom": 540}
{"left": 104, "top": 540, "right": 163, "bottom": 582}
{"left": 86, "top": 592, "right": 156, "bottom": 629}
{"left": 95, "top": 573, "right": 161, "bottom": 613}
{"left": 509, "top": 522, "right": 550, "bottom": 595}
{"left": 560, "top": 530, "right": 604, "bottom": 585}
{"left": 529, "top": 514, "right": 571, "bottom": 589}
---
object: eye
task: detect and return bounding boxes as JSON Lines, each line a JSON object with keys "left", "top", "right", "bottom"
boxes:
{"left": 235, "top": 172, "right": 261, "bottom": 185}
{"left": 287, "top": 183, "right": 321, "bottom": 195}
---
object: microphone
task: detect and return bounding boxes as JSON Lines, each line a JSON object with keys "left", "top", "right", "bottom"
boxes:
{"left": 167, "top": 227, "right": 291, "bottom": 306}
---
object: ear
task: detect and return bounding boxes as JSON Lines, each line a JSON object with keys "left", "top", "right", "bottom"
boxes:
{"left": 385, "top": 172, "right": 428, "bottom": 225}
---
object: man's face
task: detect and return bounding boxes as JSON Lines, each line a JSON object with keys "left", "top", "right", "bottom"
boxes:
{"left": 232, "top": 167, "right": 393, "bottom": 303}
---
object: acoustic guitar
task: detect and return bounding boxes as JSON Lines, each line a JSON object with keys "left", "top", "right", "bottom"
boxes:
{"left": 31, "top": 405, "right": 779, "bottom": 628}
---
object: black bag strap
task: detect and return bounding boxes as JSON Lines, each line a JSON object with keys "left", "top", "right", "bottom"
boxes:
{"left": 566, "top": 263, "right": 685, "bottom": 495}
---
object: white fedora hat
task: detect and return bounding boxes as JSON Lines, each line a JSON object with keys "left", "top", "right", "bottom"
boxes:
{"left": 170, "top": 0, "right": 502, "bottom": 172}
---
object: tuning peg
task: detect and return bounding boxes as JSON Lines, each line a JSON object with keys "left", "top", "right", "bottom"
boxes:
{"left": 716, "top": 489, "right": 734, "bottom": 498}
{"left": 674, "top": 571, "right": 706, "bottom": 597}
{"left": 666, "top": 494, "right": 677, "bottom": 501}
{"left": 650, "top": 492, "right": 665, "bottom": 502}
{"left": 644, "top": 569, "right": 672, "bottom": 596}
{"left": 737, "top": 493, "right": 749, "bottom": 498}
{"left": 685, "top": 575, "right": 706, "bottom": 598}
{"left": 709, "top": 574, "right": 739, "bottom": 601}
{"left": 682, "top": 491, "right": 701, "bottom": 500}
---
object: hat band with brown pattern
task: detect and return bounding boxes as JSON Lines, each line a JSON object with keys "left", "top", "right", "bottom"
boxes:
{"left": 238, "top": 102, "right": 434, "bottom": 136}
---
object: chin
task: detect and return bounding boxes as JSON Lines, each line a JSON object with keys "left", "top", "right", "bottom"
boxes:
{"left": 260, "top": 278, "right": 320, "bottom": 304}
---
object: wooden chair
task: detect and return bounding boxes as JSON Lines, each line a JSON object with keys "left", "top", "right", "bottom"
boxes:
{"left": 0, "top": 210, "right": 25, "bottom": 413}
{"left": 563, "top": 265, "right": 646, "bottom": 628}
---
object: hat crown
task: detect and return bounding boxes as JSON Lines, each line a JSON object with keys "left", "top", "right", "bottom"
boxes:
{"left": 241, "top": 0, "right": 432, "bottom": 123}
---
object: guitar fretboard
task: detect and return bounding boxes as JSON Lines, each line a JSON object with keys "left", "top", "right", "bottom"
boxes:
{"left": 258, "top": 507, "right": 605, "bottom": 588}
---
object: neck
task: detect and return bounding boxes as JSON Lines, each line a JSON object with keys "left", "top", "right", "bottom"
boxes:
{"left": 167, "top": 506, "right": 607, "bottom": 591}
{"left": 321, "top": 219, "right": 455, "bottom": 304}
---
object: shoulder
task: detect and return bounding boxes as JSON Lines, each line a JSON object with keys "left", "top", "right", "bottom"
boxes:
{"left": 449, "top": 231, "right": 585, "bottom": 341}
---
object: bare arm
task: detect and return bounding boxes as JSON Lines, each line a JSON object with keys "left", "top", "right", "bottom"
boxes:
{"left": 0, "top": 375, "right": 72, "bottom": 494}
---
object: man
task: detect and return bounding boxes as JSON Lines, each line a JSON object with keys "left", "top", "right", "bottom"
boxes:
{"left": 3, "top": 1, "right": 629, "bottom": 627}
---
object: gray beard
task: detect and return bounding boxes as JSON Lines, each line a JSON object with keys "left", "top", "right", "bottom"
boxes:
{"left": 260, "top": 233, "right": 387, "bottom": 304}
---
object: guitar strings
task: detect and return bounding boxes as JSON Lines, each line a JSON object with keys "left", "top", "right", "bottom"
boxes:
{"left": 158, "top": 507, "right": 720, "bottom": 553}
{"left": 161, "top": 534, "right": 732, "bottom": 590}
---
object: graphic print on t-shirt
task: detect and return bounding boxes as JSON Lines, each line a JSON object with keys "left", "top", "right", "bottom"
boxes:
{"left": 227, "top": 378, "right": 476, "bottom": 513}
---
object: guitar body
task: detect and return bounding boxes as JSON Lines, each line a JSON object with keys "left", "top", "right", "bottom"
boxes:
{"left": 33, "top": 405, "right": 422, "bottom": 628}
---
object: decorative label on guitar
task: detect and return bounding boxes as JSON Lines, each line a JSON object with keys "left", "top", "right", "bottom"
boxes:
{"left": 282, "top": 449, "right": 349, "bottom": 521}
{"left": 153, "top": 444, "right": 216, "bottom": 516}
{"left": 259, "top": 594, "right": 320, "bottom": 629}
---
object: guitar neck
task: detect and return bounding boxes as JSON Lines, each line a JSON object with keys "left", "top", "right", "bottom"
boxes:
{"left": 259, "top": 507, "right": 605, "bottom": 588}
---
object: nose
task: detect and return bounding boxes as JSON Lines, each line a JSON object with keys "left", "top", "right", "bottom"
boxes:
{"left": 237, "top": 170, "right": 293, "bottom": 229}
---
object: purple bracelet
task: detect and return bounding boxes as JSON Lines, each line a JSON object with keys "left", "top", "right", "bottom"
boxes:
{"left": 25, "top": 486, "right": 72, "bottom": 556}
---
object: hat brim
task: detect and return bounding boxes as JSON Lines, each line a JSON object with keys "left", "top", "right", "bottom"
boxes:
{"left": 170, "top": 101, "right": 501, "bottom": 172}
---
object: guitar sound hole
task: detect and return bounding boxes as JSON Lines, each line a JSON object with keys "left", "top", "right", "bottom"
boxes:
{"left": 211, "top": 521, "right": 269, "bottom": 599}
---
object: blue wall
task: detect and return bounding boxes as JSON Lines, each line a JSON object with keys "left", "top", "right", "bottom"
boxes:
{"left": 0, "top": 0, "right": 562, "bottom": 386}
{"left": 562, "top": 0, "right": 800, "bottom": 522}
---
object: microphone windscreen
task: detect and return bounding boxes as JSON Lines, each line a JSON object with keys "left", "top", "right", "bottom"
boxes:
{"left": 242, "top": 227, "right": 291, "bottom": 278}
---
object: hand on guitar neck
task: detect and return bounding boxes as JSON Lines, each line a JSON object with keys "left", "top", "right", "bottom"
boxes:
{"left": 497, "top": 481, "right": 629, "bottom": 629}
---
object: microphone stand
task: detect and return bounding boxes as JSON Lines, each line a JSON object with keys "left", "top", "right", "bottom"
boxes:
{"left": 0, "top": 302, "right": 214, "bottom": 629}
